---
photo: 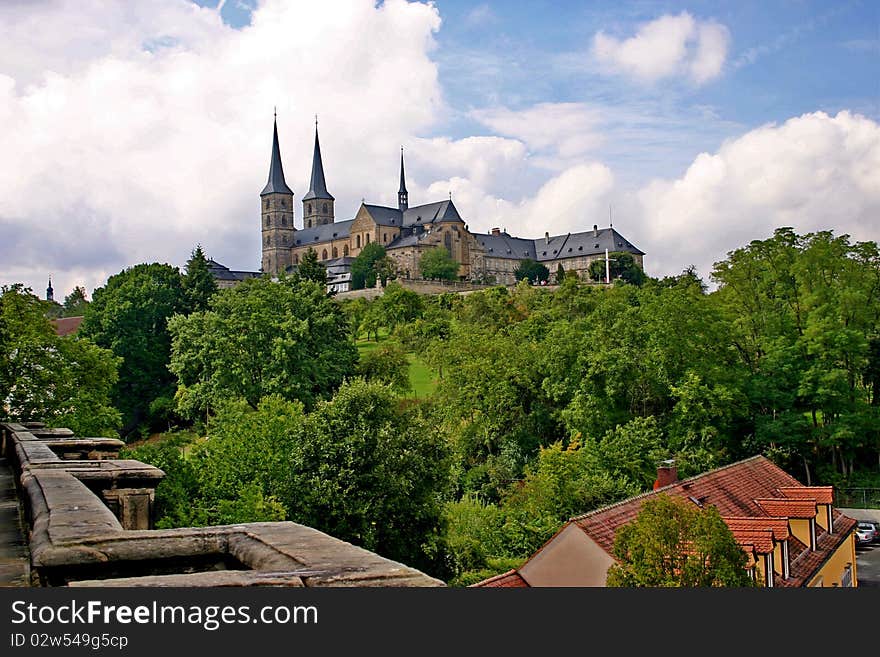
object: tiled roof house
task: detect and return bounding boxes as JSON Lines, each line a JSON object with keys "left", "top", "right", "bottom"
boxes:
{"left": 473, "top": 455, "right": 858, "bottom": 588}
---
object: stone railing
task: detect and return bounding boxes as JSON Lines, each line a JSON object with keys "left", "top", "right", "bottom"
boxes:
{"left": 1, "top": 422, "right": 444, "bottom": 588}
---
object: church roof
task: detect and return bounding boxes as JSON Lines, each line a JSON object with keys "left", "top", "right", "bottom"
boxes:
{"left": 207, "top": 259, "right": 260, "bottom": 281}
{"left": 294, "top": 219, "right": 353, "bottom": 246}
{"left": 472, "top": 232, "right": 537, "bottom": 260}
{"left": 403, "top": 200, "right": 463, "bottom": 226}
{"left": 302, "top": 126, "right": 334, "bottom": 201}
{"left": 399, "top": 149, "right": 407, "bottom": 195}
{"left": 260, "top": 119, "right": 293, "bottom": 196}
{"left": 533, "top": 227, "right": 644, "bottom": 261}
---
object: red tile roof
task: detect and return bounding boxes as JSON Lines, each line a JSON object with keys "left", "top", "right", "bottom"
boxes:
{"left": 51, "top": 316, "right": 84, "bottom": 337}
{"left": 472, "top": 455, "right": 858, "bottom": 588}
{"left": 470, "top": 569, "right": 529, "bottom": 588}
{"left": 777, "top": 486, "right": 834, "bottom": 505}
{"left": 572, "top": 455, "right": 803, "bottom": 554}
{"left": 754, "top": 498, "right": 817, "bottom": 519}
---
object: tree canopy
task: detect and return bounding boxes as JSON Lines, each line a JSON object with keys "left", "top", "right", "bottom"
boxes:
{"left": 168, "top": 274, "right": 357, "bottom": 418}
{"left": 588, "top": 252, "right": 646, "bottom": 285}
{"left": 296, "top": 247, "right": 328, "bottom": 286}
{"left": 0, "top": 284, "right": 121, "bottom": 436}
{"left": 183, "top": 245, "right": 218, "bottom": 313}
{"left": 351, "top": 242, "right": 388, "bottom": 290}
{"left": 606, "top": 495, "right": 753, "bottom": 587}
{"left": 514, "top": 258, "right": 550, "bottom": 285}
{"left": 79, "top": 263, "right": 189, "bottom": 437}
{"left": 419, "top": 247, "right": 459, "bottom": 281}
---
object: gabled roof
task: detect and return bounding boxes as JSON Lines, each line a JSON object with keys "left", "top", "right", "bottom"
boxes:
{"left": 260, "top": 118, "right": 294, "bottom": 196}
{"left": 363, "top": 204, "right": 403, "bottom": 226}
{"left": 470, "top": 569, "right": 529, "bottom": 588}
{"left": 206, "top": 259, "right": 260, "bottom": 282}
{"left": 294, "top": 220, "right": 354, "bottom": 246}
{"left": 778, "top": 486, "right": 834, "bottom": 504}
{"left": 402, "top": 200, "right": 463, "bottom": 226}
{"left": 533, "top": 228, "right": 644, "bottom": 261}
{"left": 302, "top": 126, "right": 334, "bottom": 201}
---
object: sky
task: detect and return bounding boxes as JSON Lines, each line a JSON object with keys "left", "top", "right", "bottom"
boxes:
{"left": 1, "top": 0, "right": 878, "bottom": 301}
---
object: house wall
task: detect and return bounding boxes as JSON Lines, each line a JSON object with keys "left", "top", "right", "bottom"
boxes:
{"left": 789, "top": 518, "right": 811, "bottom": 548}
{"left": 517, "top": 524, "right": 615, "bottom": 587}
{"left": 807, "top": 533, "right": 858, "bottom": 587}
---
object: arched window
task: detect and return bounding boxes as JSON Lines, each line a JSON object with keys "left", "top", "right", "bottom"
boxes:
{"left": 322, "top": 249, "right": 328, "bottom": 260}
{"left": 366, "top": 233, "right": 370, "bottom": 244}
{"left": 266, "top": 235, "right": 270, "bottom": 245}
{"left": 323, "top": 203, "right": 328, "bottom": 213}
{"left": 281, "top": 216, "right": 286, "bottom": 226}
{"left": 343, "top": 244, "right": 349, "bottom": 256}
{"left": 282, "top": 235, "right": 287, "bottom": 245}
{"left": 264, "top": 199, "right": 269, "bottom": 210}
{"left": 266, "top": 217, "right": 270, "bottom": 227}
{"left": 356, "top": 235, "right": 361, "bottom": 248}
{"left": 293, "top": 254, "right": 299, "bottom": 264}
{"left": 281, "top": 199, "right": 286, "bottom": 208}
{"left": 332, "top": 247, "right": 338, "bottom": 258}
{"left": 307, "top": 203, "right": 312, "bottom": 214}
{"left": 308, "top": 219, "right": 312, "bottom": 228}
{"left": 383, "top": 233, "right": 387, "bottom": 243}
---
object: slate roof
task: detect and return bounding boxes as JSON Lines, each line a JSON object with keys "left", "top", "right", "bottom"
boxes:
{"left": 472, "top": 232, "right": 537, "bottom": 260}
{"left": 302, "top": 127, "right": 333, "bottom": 201}
{"left": 207, "top": 259, "right": 260, "bottom": 282}
{"left": 533, "top": 228, "right": 644, "bottom": 261}
{"left": 294, "top": 220, "right": 354, "bottom": 246}
{"left": 402, "top": 200, "right": 463, "bottom": 226}
{"left": 260, "top": 119, "right": 294, "bottom": 196}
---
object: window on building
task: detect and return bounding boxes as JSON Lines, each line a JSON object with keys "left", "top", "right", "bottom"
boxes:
{"left": 308, "top": 219, "right": 312, "bottom": 228}
{"left": 281, "top": 199, "right": 286, "bottom": 208}
{"left": 282, "top": 235, "right": 287, "bottom": 245}
{"left": 323, "top": 203, "right": 328, "bottom": 213}
{"left": 343, "top": 244, "right": 349, "bottom": 256}
{"left": 332, "top": 247, "right": 338, "bottom": 258}
{"left": 383, "top": 233, "right": 387, "bottom": 243}
{"left": 281, "top": 216, "right": 286, "bottom": 226}
{"left": 265, "top": 236, "right": 270, "bottom": 245}
{"left": 322, "top": 249, "right": 328, "bottom": 260}
{"left": 307, "top": 203, "right": 312, "bottom": 214}
{"left": 356, "top": 235, "right": 361, "bottom": 248}
{"left": 293, "top": 254, "right": 298, "bottom": 264}
{"left": 265, "top": 199, "right": 269, "bottom": 210}
{"left": 366, "top": 234, "right": 370, "bottom": 244}
{"left": 266, "top": 217, "right": 270, "bottom": 227}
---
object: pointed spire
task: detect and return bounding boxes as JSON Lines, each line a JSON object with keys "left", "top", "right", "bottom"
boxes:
{"left": 398, "top": 146, "right": 409, "bottom": 212}
{"left": 261, "top": 114, "right": 293, "bottom": 196}
{"left": 302, "top": 120, "right": 334, "bottom": 201}
{"left": 399, "top": 147, "right": 407, "bottom": 195}
{"left": 46, "top": 277, "right": 54, "bottom": 302}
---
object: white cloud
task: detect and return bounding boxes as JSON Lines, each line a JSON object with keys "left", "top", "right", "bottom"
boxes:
{"left": 633, "top": 111, "right": 880, "bottom": 281}
{"left": 592, "top": 12, "right": 730, "bottom": 84}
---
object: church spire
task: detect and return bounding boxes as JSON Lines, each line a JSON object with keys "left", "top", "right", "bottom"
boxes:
{"left": 398, "top": 146, "right": 408, "bottom": 211}
{"left": 260, "top": 115, "right": 293, "bottom": 196}
{"left": 302, "top": 120, "right": 334, "bottom": 201}
{"left": 46, "top": 277, "right": 54, "bottom": 302}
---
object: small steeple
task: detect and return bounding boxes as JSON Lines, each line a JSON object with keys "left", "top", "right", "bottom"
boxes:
{"left": 302, "top": 118, "right": 334, "bottom": 202}
{"left": 398, "top": 146, "right": 408, "bottom": 212}
{"left": 260, "top": 114, "right": 293, "bottom": 196}
{"left": 46, "top": 277, "right": 54, "bottom": 302}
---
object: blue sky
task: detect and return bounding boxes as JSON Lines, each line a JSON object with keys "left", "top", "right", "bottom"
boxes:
{"left": 1, "top": 0, "right": 878, "bottom": 298}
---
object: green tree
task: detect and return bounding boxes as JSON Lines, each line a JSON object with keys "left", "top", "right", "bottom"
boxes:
{"left": 290, "top": 378, "right": 450, "bottom": 570}
{"left": 588, "top": 252, "right": 646, "bottom": 285}
{"left": 419, "top": 247, "right": 459, "bottom": 281}
{"left": 0, "top": 284, "right": 121, "bottom": 436}
{"left": 183, "top": 245, "right": 218, "bottom": 313}
{"left": 62, "top": 286, "right": 90, "bottom": 317}
{"left": 606, "top": 494, "right": 753, "bottom": 587}
{"left": 513, "top": 258, "right": 550, "bottom": 285}
{"left": 169, "top": 274, "right": 357, "bottom": 419}
{"left": 374, "top": 255, "right": 399, "bottom": 287}
{"left": 555, "top": 263, "right": 566, "bottom": 284}
{"left": 79, "top": 263, "right": 189, "bottom": 437}
{"left": 356, "top": 342, "right": 411, "bottom": 392}
{"left": 378, "top": 281, "right": 424, "bottom": 331}
{"left": 297, "top": 247, "right": 328, "bottom": 286}
{"left": 351, "top": 242, "right": 387, "bottom": 290}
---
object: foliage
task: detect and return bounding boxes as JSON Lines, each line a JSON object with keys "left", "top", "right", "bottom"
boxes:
{"left": 373, "top": 255, "right": 399, "bottom": 287}
{"left": 555, "top": 263, "right": 566, "bottom": 284}
{"left": 79, "top": 263, "right": 189, "bottom": 437}
{"left": 0, "top": 284, "right": 121, "bottom": 436}
{"left": 296, "top": 247, "right": 327, "bottom": 286}
{"left": 183, "top": 245, "right": 219, "bottom": 313}
{"left": 513, "top": 258, "right": 550, "bottom": 285}
{"left": 606, "top": 495, "right": 753, "bottom": 587}
{"left": 62, "top": 286, "right": 90, "bottom": 317}
{"left": 169, "top": 274, "right": 357, "bottom": 418}
{"left": 419, "top": 247, "right": 459, "bottom": 281}
{"left": 356, "top": 342, "right": 411, "bottom": 392}
{"left": 351, "top": 242, "right": 387, "bottom": 290}
{"left": 588, "top": 251, "right": 646, "bottom": 285}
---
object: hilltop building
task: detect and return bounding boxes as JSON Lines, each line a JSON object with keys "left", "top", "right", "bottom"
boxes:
{"left": 210, "top": 118, "right": 645, "bottom": 289}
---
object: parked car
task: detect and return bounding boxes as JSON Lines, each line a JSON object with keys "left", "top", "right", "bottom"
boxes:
{"left": 856, "top": 523, "right": 876, "bottom": 545}
{"left": 858, "top": 521, "right": 880, "bottom": 544}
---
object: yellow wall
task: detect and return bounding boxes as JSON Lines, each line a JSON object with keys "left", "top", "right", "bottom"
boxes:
{"left": 807, "top": 532, "right": 857, "bottom": 587}
{"left": 790, "top": 518, "right": 811, "bottom": 548}
{"left": 816, "top": 504, "right": 829, "bottom": 531}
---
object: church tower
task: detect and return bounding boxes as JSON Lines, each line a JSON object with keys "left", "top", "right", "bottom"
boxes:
{"left": 398, "top": 147, "right": 408, "bottom": 212}
{"left": 46, "top": 277, "right": 54, "bottom": 302}
{"left": 302, "top": 120, "right": 334, "bottom": 228}
{"left": 260, "top": 115, "right": 295, "bottom": 276}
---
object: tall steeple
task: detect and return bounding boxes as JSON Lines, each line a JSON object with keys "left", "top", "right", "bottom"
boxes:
{"left": 398, "top": 146, "right": 408, "bottom": 212}
{"left": 261, "top": 114, "right": 294, "bottom": 196}
{"left": 46, "top": 277, "right": 54, "bottom": 302}
{"left": 260, "top": 112, "right": 295, "bottom": 277}
{"left": 302, "top": 117, "right": 335, "bottom": 227}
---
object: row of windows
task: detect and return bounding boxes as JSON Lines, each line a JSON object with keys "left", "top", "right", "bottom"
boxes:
{"left": 265, "top": 215, "right": 289, "bottom": 227}
{"left": 264, "top": 199, "right": 288, "bottom": 210}
{"left": 305, "top": 203, "right": 330, "bottom": 215}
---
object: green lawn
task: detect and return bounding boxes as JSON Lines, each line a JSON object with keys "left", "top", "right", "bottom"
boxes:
{"left": 356, "top": 337, "right": 437, "bottom": 398}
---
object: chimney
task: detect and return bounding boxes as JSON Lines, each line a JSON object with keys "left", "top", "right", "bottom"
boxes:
{"left": 491, "top": 227, "right": 501, "bottom": 235}
{"left": 545, "top": 231, "right": 550, "bottom": 244}
{"left": 593, "top": 224, "right": 598, "bottom": 237}
{"left": 653, "top": 461, "right": 678, "bottom": 490}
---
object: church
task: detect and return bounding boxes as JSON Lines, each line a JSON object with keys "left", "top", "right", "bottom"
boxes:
{"left": 249, "top": 118, "right": 645, "bottom": 289}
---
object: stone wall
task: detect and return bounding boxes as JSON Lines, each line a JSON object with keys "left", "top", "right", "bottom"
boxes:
{"left": 1, "top": 422, "right": 445, "bottom": 588}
